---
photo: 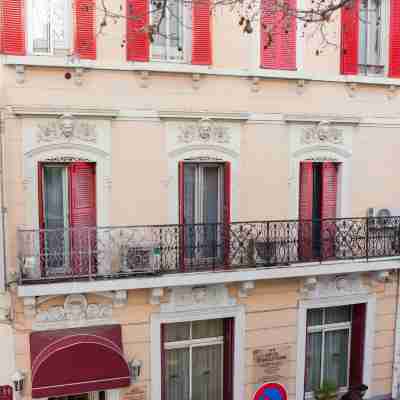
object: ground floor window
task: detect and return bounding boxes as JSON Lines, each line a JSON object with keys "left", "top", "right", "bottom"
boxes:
{"left": 49, "top": 392, "right": 106, "bottom": 400}
{"left": 305, "top": 304, "right": 366, "bottom": 395}
{"left": 162, "top": 318, "right": 234, "bottom": 400}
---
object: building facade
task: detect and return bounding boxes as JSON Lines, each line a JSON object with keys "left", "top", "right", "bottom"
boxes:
{"left": 1, "top": 0, "right": 400, "bottom": 400}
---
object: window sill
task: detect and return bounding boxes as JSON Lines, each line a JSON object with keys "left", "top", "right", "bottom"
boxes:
{"left": 3, "top": 54, "right": 400, "bottom": 87}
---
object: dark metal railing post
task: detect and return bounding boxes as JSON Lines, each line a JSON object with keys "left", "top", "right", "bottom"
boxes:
{"left": 266, "top": 220, "right": 270, "bottom": 266}
{"left": 366, "top": 217, "right": 369, "bottom": 262}
{"left": 159, "top": 227, "right": 163, "bottom": 272}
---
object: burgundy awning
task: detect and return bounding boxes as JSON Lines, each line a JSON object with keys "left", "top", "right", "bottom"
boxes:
{"left": 30, "top": 325, "right": 131, "bottom": 398}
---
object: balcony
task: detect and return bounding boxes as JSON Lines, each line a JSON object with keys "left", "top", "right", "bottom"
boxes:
{"left": 17, "top": 217, "right": 400, "bottom": 286}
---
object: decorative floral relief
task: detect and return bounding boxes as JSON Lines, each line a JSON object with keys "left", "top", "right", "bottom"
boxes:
{"left": 37, "top": 113, "right": 97, "bottom": 143}
{"left": 301, "top": 121, "right": 343, "bottom": 145}
{"left": 178, "top": 118, "right": 231, "bottom": 144}
{"left": 35, "top": 294, "right": 112, "bottom": 324}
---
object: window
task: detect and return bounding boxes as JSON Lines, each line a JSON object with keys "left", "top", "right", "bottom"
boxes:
{"left": 162, "top": 319, "right": 234, "bottom": 400}
{"left": 358, "top": 0, "right": 386, "bottom": 75}
{"left": 39, "top": 162, "right": 96, "bottom": 275}
{"left": 150, "top": 0, "right": 190, "bottom": 62}
{"left": 305, "top": 304, "right": 366, "bottom": 394}
{"left": 28, "top": 0, "right": 72, "bottom": 55}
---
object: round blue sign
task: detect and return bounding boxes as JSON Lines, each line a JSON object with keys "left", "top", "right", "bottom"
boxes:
{"left": 252, "top": 383, "right": 288, "bottom": 400}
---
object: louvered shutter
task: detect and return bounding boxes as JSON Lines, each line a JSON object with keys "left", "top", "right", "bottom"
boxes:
{"left": 389, "top": 0, "right": 400, "bottom": 77}
{"left": 321, "top": 162, "right": 337, "bottom": 259}
{"left": 340, "top": 0, "right": 359, "bottom": 75}
{"left": 69, "top": 162, "right": 96, "bottom": 275}
{"left": 126, "top": 0, "right": 149, "bottom": 61}
{"left": 74, "top": 0, "right": 96, "bottom": 60}
{"left": 223, "top": 318, "right": 235, "bottom": 400}
{"left": 1, "top": 0, "right": 25, "bottom": 55}
{"left": 298, "top": 162, "right": 313, "bottom": 260}
{"left": 192, "top": 0, "right": 211, "bottom": 65}
{"left": 349, "top": 303, "right": 366, "bottom": 387}
{"left": 224, "top": 162, "right": 231, "bottom": 268}
{"left": 260, "top": 0, "right": 296, "bottom": 70}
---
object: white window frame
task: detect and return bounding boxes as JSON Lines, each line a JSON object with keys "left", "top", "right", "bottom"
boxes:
{"left": 358, "top": 0, "right": 389, "bottom": 76}
{"left": 296, "top": 295, "right": 376, "bottom": 400}
{"left": 27, "top": 0, "right": 72, "bottom": 56}
{"left": 150, "top": 0, "right": 191, "bottom": 63}
{"left": 151, "top": 305, "right": 245, "bottom": 400}
{"left": 163, "top": 321, "right": 224, "bottom": 400}
{"left": 305, "top": 307, "right": 353, "bottom": 396}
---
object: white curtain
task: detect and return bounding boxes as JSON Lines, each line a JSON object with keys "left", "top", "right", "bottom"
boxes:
{"left": 305, "top": 332, "right": 322, "bottom": 392}
{"left": 165, "top": 348, "right": 190, "bottom": 400}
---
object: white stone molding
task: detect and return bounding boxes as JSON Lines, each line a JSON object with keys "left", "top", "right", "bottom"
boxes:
{"left": 166, "top": 119, "right": 241, "bottom": 223}
{"left": 22, "top": 116, "right": 112, "bottom": 229}
{"left": 250, "top": 76, "right": 260, "bottom": 93}
{"left": 160, "top": 284, "right": 236, "bottom": 313}
{"left": 138, "top": 70, "right": 150, "bottom": 88}
{"left": 113, "top": 290, "right": 128, "bottom": 307}
{"left": 74, "top": 67, "right": 84, "bottom": 86}
{"left": 238, "top": 280, "right": 255, "bottom": 298}
{"left": 191, "top": 73, "right": 201, "bottom": 90}
{"left": 159, "top": 110, "right": 249, "bottom": 121}
{"left": 33, "top": 293, "right": 113, "bottom": 330}
{"left": 288, "top": 119, "right": 354, "bottom": 219}
{"left": 152, "top": 288, "right": 245, "bottom": 400}
{"left": 284, "top": 114, "right": 361, "bottom": 125}
{"left": 371, "top": 269, "right": 393, "bottom": 283}
{"left": 296, "top": 79, "right": 307, "bottom": 95}
{"left": 23, "top": 296, "right": 36, "bottom": 317}
{"left": 150, "top": 288, "right": 164, "bottom": 305}
{"left": 9, "top": 106, "right": 119, "bottom": 118}
{"left": 37, "top": 113, "right": 97, "bottom": 143}
{"left": 299, "top": 273, "right": 370, "bottom": 300}
{"left": 387, "top": 85, "right": 398, "bottom": 100}
{"left": 301, "top": 121, "right": 343, "bottom": 145}
{"left": 296, "top": 292, "right": 376, "bottom": 400}
{"left": 346, "top": 82, "right": 358, "bottom": 98}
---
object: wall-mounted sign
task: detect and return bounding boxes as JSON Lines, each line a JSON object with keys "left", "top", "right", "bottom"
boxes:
{"left": 253, "top": 382, "right": 288, "bottom": 400}
{"left": 253, "top": 345, "right": 291, "bottom": 385}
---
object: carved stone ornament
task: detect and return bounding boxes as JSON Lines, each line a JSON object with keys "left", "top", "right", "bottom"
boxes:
{"left": 178, "top": 118, "right": 231, "bottom": 144}
{"left": 37, "top": 113, "right": 97, "bottom": 144}
{"left": 34, "top": 294, "right": 112, "bottom": 328}
{"left": 301, "top": 121, "right": 343, "bottom": 145}
{"left": 300, "top": 274, "right": 369, "bottom": 299}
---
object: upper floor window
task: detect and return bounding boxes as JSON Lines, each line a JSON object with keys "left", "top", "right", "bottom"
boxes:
{"left": 358, "top": 0, "right": 386, "bottom": 75}
{"left": 150, "top": 0, "right": 191, "bottom": 62}
{"left": 28, "top": 0, "right": 72, "bottom": 55}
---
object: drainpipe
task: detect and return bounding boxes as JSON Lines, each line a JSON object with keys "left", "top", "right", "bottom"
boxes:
{"left": 392, "top": 270, "right": 400, "bottom": 399}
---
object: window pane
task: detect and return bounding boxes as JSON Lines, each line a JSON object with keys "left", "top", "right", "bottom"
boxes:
{"left": 53, "top": 0, "right": 70, "bottom": 49}
{"left": 325, "top": 306, "right": 351, "bottom": 324}
{"left": 323, "top": 329, "right": 349, "bottom": 388}
{"left": 164, "top": 322, "right": 190, "bottom": 342}
{"left": 192, "top": 319, "right": 223, "bottom": 339}
{"left": 359, "top": 0, "right": 368, "bottom": 67}
{"left": 307, "top": 308, "right": 323, "bottom": 326}
{"left": 192, "top": 345, "right": 223, "bottom": 400}
{"left": 32, "top": 0, "right": 51, "bottom": 53}
{"left": 165, "top": 348, "right": 190, "bottom": 400}
{"left": 305, "top": 332, "right": 322, "bottom": 392}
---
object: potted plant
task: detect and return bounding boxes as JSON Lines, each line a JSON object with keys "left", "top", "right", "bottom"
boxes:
{"left": 315, "top": 382, "right": 338, "bottom": 400}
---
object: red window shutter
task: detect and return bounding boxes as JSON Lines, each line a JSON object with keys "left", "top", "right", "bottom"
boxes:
{"left": 298, "top": 162, "right": 313, "bottom": 260}
{"left": 192, "top": 0, "right": 211, "bottom": 65}
{"left": 340, "top": 0, "right": 359, "bottom": 75}
{"left": 223, "top": 318, "right": 235, "bottom": 400}
{"left": 260, "top": 0, "right": 296, "bottom": 70}
{"left": 349, "top": 303, "right": 366, "bottom": 387}
{"left": 74, "top": 0, "right": 96, "bottom": 60}
{"left": 1, "top": 0, "right": 25, "bottom": 55}
{"left": 126, "top": 0, "right": 149, "bottom": 61}
{"left": 69, "top": 162, "right": 96, "bottom": 275}
{"left": 389, "top": 0, "right": 400, "bottom": 77}
{"left": 321, "top": 162, "right": 337, "bottom": 259}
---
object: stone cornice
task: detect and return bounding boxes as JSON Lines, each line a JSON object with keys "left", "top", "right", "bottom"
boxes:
{"left": 6, "top": 105, "right": 119, "bottom": 118}
{"left": 283, "top": 113, "right": 361, "bottom": 124}
{"left": 158, "top": 109, "right": 250, "bottom": 121}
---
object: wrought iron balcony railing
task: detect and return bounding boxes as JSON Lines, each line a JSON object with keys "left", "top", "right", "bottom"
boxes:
{"left": 17, "top": 217, "right": 400, "bottom": 284}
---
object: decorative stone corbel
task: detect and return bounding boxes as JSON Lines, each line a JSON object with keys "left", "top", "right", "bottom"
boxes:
{"left": 113, "top": 290, "right": 128, "bottom": 307}
{"left": 300, "top": 276, "right": 318, "bottom": 296}
{"left": 138, "top": 71, "right": 150, "bottom": 88}
{"left": 74, "top": 67, "right": 84, "bottom": 86}
{"left": 346, "top": 82, "right": 357, "bottom": 98}
{"left": 387, "top": 85, "right": 398, "bottom": 100}
{"left": 23, "top": 297, "right": 36, "bottom": 318}
{"left": 238, "top": 281, "right": 255, "bottom": 298}
{"left": 150, "top": 287, "right": 164, "bottom": 305}
{"left": 192, "top": 73, "right": 201, "bottom": 90}
{"left": 250, "top": 77, "right": 260, "bottom": 93}
{"left": 296, "top": 79, "right": 306, "bottom": 95}
{"left": 15, "top": 65, "right": 25, "bottom": 85}
{"left": 372, "top": 270, "right": 392, "bottom": 284}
